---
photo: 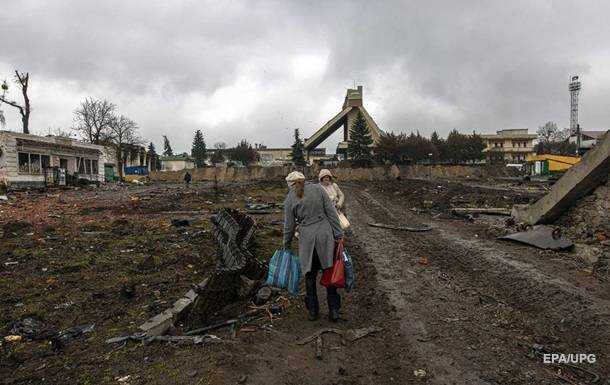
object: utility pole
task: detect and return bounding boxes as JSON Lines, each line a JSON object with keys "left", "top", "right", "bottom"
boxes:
{"left": 576, "top": 124, "right": 581, "bottom": 156}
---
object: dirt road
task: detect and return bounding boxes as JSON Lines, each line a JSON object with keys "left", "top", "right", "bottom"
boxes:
{"left": 345, "top": 183, "right": 610, "bottom": 384}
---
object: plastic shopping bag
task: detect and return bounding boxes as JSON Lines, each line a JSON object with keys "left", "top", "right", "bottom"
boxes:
{"left": 266, "top": 249, "right": 301, "bottom": 296}
{"left": 342, "top": 247, "right": 355, "bottom": 292}
{"left": 320, "top": 240, "right": 346, "bottom": 288}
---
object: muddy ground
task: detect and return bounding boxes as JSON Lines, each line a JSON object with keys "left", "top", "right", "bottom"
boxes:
{"left": 1, "top": 178, "right": 609, "bottom": 384}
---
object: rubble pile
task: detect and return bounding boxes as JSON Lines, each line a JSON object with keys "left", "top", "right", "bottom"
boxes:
{"left": 138, "top": 208, "right": 264, "bottom": 335}
{"left": 555, "top": 177, "right": 610, "bottom": 270}
{"left": 187, "top": 209, "right": 263, "bottom": 328}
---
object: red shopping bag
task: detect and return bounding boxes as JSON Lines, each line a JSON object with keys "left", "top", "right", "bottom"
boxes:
{"left": 320, "top": 239, "right": 345, "bottom": 288}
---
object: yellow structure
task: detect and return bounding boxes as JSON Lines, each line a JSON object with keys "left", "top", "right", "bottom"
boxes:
{"left": 526, "top": 154, "right": 581, "bottom": 175}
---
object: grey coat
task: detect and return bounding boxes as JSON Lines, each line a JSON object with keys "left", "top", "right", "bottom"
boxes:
{"left": 283, "top": 183, "right": 343, "bottom": 274}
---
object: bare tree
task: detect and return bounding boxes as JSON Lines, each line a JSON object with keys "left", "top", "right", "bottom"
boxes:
{"left": 73, "top": 98, "right": 116, "bottom": 144}
{"left": 108, "top": 115, "right": 141, "bottom": 180}
{"left": 0, "top": 71, "right": 31, "bottom": 133}
{"left": 536, "top": 121, "right": 560, "bottom": 143}
{"left": 46, "top": 126, "right": 75, "bottom": 138}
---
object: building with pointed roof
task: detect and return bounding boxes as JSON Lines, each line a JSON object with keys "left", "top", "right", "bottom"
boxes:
{"left": 304, "top": 86, "right": 382, "bottom": 159}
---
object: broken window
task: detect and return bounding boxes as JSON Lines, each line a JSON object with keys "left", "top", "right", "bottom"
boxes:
{"left": 92, "top": 160, "right": 99, "bottom": 174}
{"left": 85, "top": 159, "right": 91, "bottom": 174}
{"left": 18, "top": 152, "right": 29, "bottom": 173}
{"left": 77, "top": 157, "right": 85, "bottom": 174}
{"left": 41, "top": 155, "right": 50, "bottom": 170}
{"left": 30, "top": 154, "right": 41, "bottom": 174}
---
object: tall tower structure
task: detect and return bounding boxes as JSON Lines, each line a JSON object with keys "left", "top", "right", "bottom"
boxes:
{"left": 569, "top": 75, "right": 581, "bottom": 135}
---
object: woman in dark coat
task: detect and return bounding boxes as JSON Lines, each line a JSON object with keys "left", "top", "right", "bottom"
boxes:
{"left": 283, "top": 171, "right": 344, "bottom": 321}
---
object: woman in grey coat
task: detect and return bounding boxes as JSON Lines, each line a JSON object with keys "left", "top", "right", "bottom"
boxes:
{"left": 283, "top": 171, "right": 344, "bottom": 321}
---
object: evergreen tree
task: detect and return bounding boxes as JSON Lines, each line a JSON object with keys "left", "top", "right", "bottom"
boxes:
{"left": 210, "top": 149, "right": 225, "bottom": 164}
{"left": 466, "top": 132, "right": 485, "bottom": 163}
{"left": 147, "top": 142, "right": 158, "bottom": 171}
{"left": 290, "top": 128, "right": 307, "bottom": 167}
{"left": 229, "top": 140, "right": 258, "bottom": 166}
{"left": 191, "top": 129, "right": 207, "bottom": 168}
{"left": 430, "top": 131, "right": 446, "bottom": 162}
{"left": 347, "top": 111, "right": 373, "bottom": 167}
{"left": 162, "top": 135, "right": 173, "bottom": 156}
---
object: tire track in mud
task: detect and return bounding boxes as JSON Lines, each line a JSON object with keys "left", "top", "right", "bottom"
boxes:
{"left": 345, "top": 186, "right": 610, "bottom": 384}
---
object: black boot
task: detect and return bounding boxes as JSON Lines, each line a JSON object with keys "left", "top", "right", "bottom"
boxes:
{"left": 327, "top": 286, "right": 341, "bottom": 322}
{"left": 305, "top": 273, "right": 319, "bottom": 321}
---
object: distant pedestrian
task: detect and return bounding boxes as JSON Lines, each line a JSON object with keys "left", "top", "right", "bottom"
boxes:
{"left": 319, "top": 169, "right": 350, "bottom": 229}
{"left": 184, "top": 171, "right": 192, "bottom": 186}
{"left": 283, "top": 171, "right": 344, "bottom": 322}
{"left": 318, "top": 169, "right": 344, "bottom": 211}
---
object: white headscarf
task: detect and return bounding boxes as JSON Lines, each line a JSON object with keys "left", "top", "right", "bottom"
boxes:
{"left": 318, "top": 169, "right": 333, "bottom": 181}
{"left": 285, "top": 171, "right": 305, "bottom": 187}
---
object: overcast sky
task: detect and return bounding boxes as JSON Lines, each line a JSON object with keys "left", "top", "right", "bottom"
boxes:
{"left": 1, "top": 0, "right": 609, "bottom": 153}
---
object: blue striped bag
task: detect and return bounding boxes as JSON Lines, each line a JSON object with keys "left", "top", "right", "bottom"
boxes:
{"left": 266, "top": 249, "right": 301, "bottom": 296}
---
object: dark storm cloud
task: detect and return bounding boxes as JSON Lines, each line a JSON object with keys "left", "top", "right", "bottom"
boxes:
{"left": 1, "top": 0, "right": 609, "bottom": 151}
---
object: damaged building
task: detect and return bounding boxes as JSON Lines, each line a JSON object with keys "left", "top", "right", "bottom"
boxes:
{"left": 0, "top": 131, "right": 109, "bottom": 187}
{"left": 0, "top": 131, "right": 155, "bottom": 187}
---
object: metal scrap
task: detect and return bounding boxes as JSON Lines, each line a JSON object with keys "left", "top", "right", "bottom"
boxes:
{"left": 451, "top": 207, "right": 511, "bottom": 216}
{"left": 368, "top": 222, "right": 432, "bottom": 232}
{"left": 297, "top": 326, "right": 383, "bottom": 345}
{"left": 499, "top": 225, "right": 574, "bottom": 250}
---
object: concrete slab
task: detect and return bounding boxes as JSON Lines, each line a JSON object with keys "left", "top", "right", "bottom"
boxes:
{"left": 139, "top": 309, "right": 174, "bottom": 336}
{"left": 512, "top": 132, "right": 610, "bottom": 224}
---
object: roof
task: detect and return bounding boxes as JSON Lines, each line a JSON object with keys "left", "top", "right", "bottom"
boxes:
{"left": 161, "top": 155, "right": 194, "bottom": 161}
{"left": 481, "top": 131, "right": 537, "bottom": 139}
{"left": 14, "top": 137, "right": 102, "bottom": 156}
{"left": 526, "top": 154, "right": 581, "bottom": 165}
{"left": 580, "top": 130, "right": 608, "bottom": 139}
{"left": 256, "top": 148, "right": 291, "bottom": 152}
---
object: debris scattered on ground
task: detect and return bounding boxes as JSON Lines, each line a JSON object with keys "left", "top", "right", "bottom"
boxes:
{"left": 499, "top": 225, "right": 574, "bottom": 250}
{"left": 4, "top": 335, "right": 22, "bottom": 342}
{"left": 254, "top": 286, "right": 272, "bottom": 305}
{"left": 186, "top": 308, "right": 265, "bottom": 336}
{"left": 54, "top": 300, "right": 75, "bottom": 309}
{"left": 315, "top": 335, "right": 323, "bottom": 360}
{"left": 368, "top": 222, "right": 432, "bottom": 232}
{"left": 297, "top": 326, "right": 383, "bottom": 345}
{"left": 171, "top": 218, "right": 190, "bottom": 227}
{"left": 10, "top": 316, "right": 48, "bottom": 340}
{"left": 106, "top": 332, "right": 221, "bottom": 346}
{"left": 413, "top": 368, "right": 427, "bottom": 378}
{"left": 451, "top": 207, "right": 511, "bottom": 216}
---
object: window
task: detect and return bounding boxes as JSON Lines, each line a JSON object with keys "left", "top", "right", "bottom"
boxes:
{"left": 41, "top": 155, "right": 50, "bottom": 169}
{"left": 30, "top": 154, "right": 41, "bottom": 173}
{"left": 18, "top": 153, "right": 29, "bottom": 173}
{"left": 18, "top": 152, "right": 49, "bottom": 174}
{"left": 76, "top": 157, "right": 98, "bottom": 174}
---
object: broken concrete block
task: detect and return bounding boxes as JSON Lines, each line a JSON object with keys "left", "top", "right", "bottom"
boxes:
{"left": 172, "top": 297, "right": 195, "bottom": 315}
{"left": 139, "top": 309, "right": 174, "bottom": 336}
{"left": 513, "top": 131, "right": 610, "bottom": 224}
{"left": 184, "top": 289, "right": 198, "bottom": 301}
